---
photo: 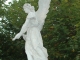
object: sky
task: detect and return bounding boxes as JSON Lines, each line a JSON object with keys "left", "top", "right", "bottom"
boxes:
{"left": 5, "top": 0, "right": 19, "bottom": 5}
{"left": 5, "top": 0, "right": 13, "bottom": 5}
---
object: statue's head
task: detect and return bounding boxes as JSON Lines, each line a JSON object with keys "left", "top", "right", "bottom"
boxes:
{"left": 23, "top": 3, "right": 35, "bottom": 13}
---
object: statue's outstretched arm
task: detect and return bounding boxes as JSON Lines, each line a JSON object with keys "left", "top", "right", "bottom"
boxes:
{"left": 12, "top": 18, "right": 29, "bottom": 41}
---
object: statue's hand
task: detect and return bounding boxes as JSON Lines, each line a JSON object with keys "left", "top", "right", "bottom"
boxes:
{"left": 22, "top": 34, "right": 27, "bottom": 41}
{"left": 12, "top": 33, "right": 22, "bottom": 41}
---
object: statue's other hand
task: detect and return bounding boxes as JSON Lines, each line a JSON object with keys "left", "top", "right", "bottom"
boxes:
{"left": 12, "top": 33, "right": 22, "bottom": 41}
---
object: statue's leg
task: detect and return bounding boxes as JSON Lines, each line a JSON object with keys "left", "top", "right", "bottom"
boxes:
{"left": 35, "top": 47, "right": 48, "bottom": 60}
{"left": 25, "top": 51, "right": 33, "bottom": 60}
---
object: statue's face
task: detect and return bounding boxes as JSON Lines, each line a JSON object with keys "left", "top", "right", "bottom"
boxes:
{"left": 23, "top": 8, "right": 30, "bottom": 13}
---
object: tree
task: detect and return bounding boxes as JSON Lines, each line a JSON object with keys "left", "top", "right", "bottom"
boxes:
{"left": 0, "top": 0, "right": 80, "bottom": 60}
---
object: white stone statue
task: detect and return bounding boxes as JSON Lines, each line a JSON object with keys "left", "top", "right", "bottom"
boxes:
{"left": 12, "top": 0, "right": 51, "bottom": 60}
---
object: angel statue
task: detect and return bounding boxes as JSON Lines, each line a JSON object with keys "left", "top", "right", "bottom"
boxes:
{"left": 12, "top": 0, "right": 51, "bottom": 60}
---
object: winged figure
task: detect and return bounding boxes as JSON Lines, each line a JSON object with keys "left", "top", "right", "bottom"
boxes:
{"left": 12, "top": 0, "right": 51, "bottom": 60}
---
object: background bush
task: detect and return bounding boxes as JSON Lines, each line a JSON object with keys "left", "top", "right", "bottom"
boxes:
{"left": 0, "top": 0, "right": 80, "bottom": 60}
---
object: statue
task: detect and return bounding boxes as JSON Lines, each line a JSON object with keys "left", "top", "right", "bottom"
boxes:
{"left": 12, "top": 0, "right": 51, "bottom": 60}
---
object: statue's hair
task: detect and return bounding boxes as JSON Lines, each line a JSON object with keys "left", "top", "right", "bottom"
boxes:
{"left": 23, "top": 3, "right": 35, "bottom": 11}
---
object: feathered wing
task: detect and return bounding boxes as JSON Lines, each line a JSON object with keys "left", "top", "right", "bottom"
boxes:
{"left": 36, "top": 0, "right": 51, "bottom": 21}
{"left": 36, "top": 0, "right": 51, "bottom": 30}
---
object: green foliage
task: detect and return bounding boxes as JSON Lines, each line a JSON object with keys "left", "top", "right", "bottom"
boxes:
{"left": 0, "top": 0, "right": 80, "bottom": 60}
